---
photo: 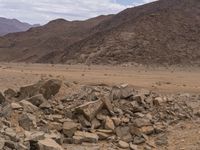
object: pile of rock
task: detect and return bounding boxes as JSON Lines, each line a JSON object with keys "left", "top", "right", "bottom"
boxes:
{"left": 0, "top": 79, "right": 199, "bottom": 150}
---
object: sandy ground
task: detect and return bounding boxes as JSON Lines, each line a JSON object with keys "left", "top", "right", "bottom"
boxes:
{"left": 0, "top": 63, "right": 199, "bottom": 94}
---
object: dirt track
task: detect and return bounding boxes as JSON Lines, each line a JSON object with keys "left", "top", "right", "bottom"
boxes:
{"left": 0, "top": 63, "right": 199, "bottom": 93}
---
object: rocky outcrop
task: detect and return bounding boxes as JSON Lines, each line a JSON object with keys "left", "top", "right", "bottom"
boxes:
{"left": 0, "top": 79, "right": 199, "bottom": 149}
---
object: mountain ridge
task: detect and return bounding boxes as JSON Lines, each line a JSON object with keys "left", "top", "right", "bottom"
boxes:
{"left": 0, "top": 0, "right": 199, "bottom": 66}
{"left": 0, "top": 17, "right": 39, "bottom": 36}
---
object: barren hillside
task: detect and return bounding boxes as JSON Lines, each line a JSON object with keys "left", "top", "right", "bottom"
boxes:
{"left": 56, "top": 0, "right": 200, "bottom": 66}
{"left": 0, "top": 17, "right": 38, "bottom": 36}
{"left": 0, "top": 0, "right": 199, "bottom": 66}
{"left": 0, "top": 15, "right": 113, "bottom": 62}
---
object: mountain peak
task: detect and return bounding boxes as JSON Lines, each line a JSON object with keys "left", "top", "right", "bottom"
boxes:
{"left": 0, "top": 17, "right": 39, "bottom": 36}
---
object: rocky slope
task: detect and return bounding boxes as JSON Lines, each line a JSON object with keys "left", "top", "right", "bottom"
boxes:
{"left": 0, "top": 15, "right": 113, "bottom": 62}
{"left": 55, "top": 0, "right": 200, "bottom": 66}
{"left": 0, "top": 17, "right": 38, "bottom": 36}
{"left": 0, "top": 0, "right": 199, "bottom": 66}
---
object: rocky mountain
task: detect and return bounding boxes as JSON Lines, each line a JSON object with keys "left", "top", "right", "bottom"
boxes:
{"left": 55, "top": 0, "right": 200, "bottom": 66}
{"left": 0, "top": 0, "right": 199, "bottom": 66}
{"left": 0, "top": 15, "right": 113, "bottom": 62}
{"left": 0, "top": 17, "right": 39, "bottom": 36}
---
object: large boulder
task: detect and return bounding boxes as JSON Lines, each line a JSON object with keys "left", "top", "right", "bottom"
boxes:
{"left": 40, "top": 79, "right": 62, "bottom": 99}
{"left": 19, "top": 79, "right": 62, "bottom": 100}
{"left": 19, "top": 81, "right": 43, "bottom": 99}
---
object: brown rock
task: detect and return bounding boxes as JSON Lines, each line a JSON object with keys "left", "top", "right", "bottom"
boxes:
{"left": 49, "top": 122, "right": 63, "bottom": 131}
{"left": 115, "top": 126, "right": 132, "bottom": 142}
{"left": 25, "top": 131, "right": 45, "bottom": 141}
{"left": 19, "top": 79, "right": 62, "bottom": 100}
{"left": 153, "top": 97, "right": 164, "bottom": 106}
{"left": 18, "top": 113, "right": 36, "bottom": 131}
{"left": 38, "top": 138, "right": 63, "bottom": 150}
{"left": 63, "top": 121, "right": 78, "bottom": 137}
{"left": 39, "top": 101, "right": 51, "bottom": 109}
{"left": 133, "top": 118, "right": 151, "bottom": 128}
{"left": 129, "top": 126, "right": 142, "bottom": 137}
{"left": 19, "top": 82, "right": 42, "bottom": 99}
{"left": 73, "top": 131, "right": 99, "bottom": 144}
{"left": 104, "top": 117, "right": 115, "bottom": 131}
{"left": 4, "top": 128, "right": 17, "bottom": 142}
{"left": 96, "top": 132, "right": 110, "bottom": 140}
{"left": 40, "top": 79, "right": 62, "bottom": 99}
{"left": 130, "top": 101, "right": 144, "bottom": 112}
{"left": 26, "top": 94, "right": 46, "bottom": 107}
{"left": 129, "top": 143, "right": 138, "bottom": 150}
{"left": 120, "top": 84, "right": 134, "bottom": 99}
{"left": 77, "top": 115, "right": 91, "bottom": 128}
{"left": 111, "top": 117, "right": 121, "bottom": 126}
{"left": 133, "top": 136, "right": 145, "bottom": 144}
{"left": 101, "top": 96, "right": 114, "bottom": 115}
{"left": 75, "top": 100, "right": 104, "bottom": 121}
{"left": 140, "top": 126, "right": 154, "bottom": 135}
{"left": 110, "top": 84, "right": 133, "bottom": 100}
{"left": 19, "top": 100, "right": 39, "bottom": 113}
{"left": 118, "top": 140, "right": 129, "bottom": 149}
{"left": 91, "top": 118, "right": 101, "bottom": 129}
{"left": 10, "top": 102, "right": 22, "bottom": 110}
{"left": 4, "top": 88, "right": 17, "bottom": 99}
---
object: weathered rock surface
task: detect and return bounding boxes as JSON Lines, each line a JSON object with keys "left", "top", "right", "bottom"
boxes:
{"left": 110, "top": 84, "right": 133, "bottom": 100}
{"left": 19, "top": 79, "right": 62, "bottom": 100}
{"left": 0, "top": 80, "right": 198, "bottom": 150}
{"left": 73, "top": 131, "right": 99, "bottom": 144}
{"left": 26, "top": 94, "right": 46, "bottom": 107}
{"left": 38, "top": 138, "right": 64, "bottom": 150}
{"left": 75, "top": 100, "right": 104, "bottom": 121}
{"left": 63, "top": 121, "right": 79, "bottom": 137}
{"left": 118, "top": 140, "right": 129, "bottom": 149}
{"left": 18, "top": 113, "right": 36, "bottom": 131}
{"left": 40, "top": 79, "right": 62, "bottom": 99}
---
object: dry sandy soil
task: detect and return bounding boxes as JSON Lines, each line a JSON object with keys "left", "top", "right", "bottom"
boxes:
{"left": 0, "top": 63, "right": 199, "bottom": 93}
{"left": 0, "top": 63, "right": 200, "bottom": 150}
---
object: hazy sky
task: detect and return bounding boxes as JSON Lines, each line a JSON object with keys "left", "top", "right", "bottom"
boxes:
{"left": 0, "top": 0, "right": 156, "bottom": 24}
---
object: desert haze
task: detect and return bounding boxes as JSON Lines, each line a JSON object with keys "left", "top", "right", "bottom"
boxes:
{"left": 0, "top": 0, "right": 199, "bottom": 150}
